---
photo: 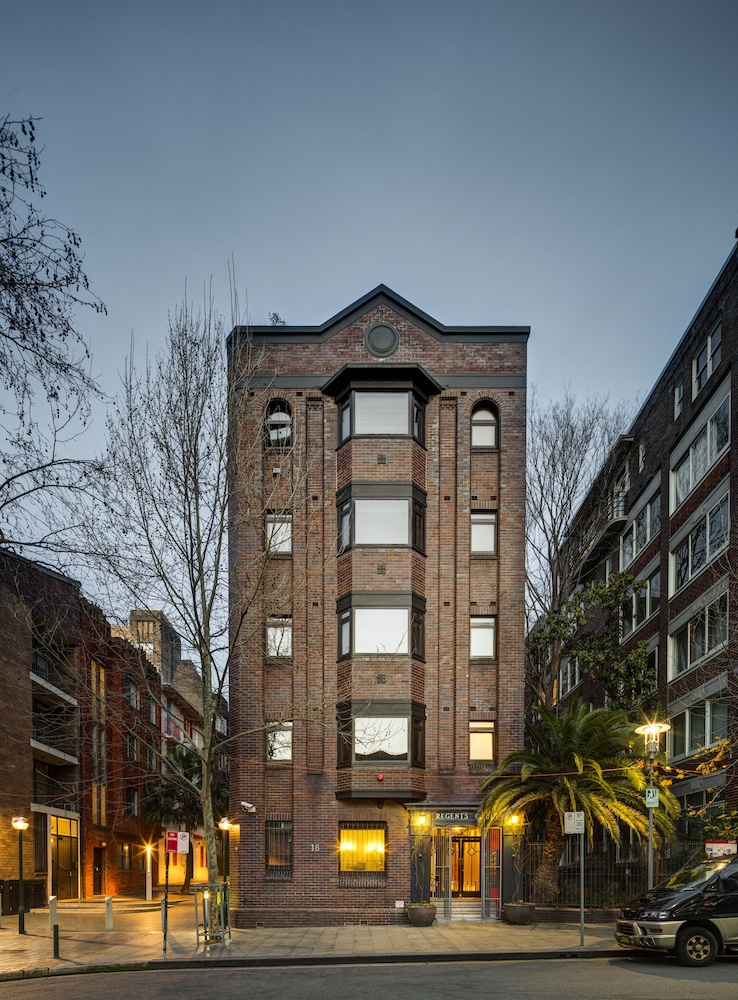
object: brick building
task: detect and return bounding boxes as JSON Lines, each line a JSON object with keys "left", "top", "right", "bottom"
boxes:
{"left": 227, "top": 285, "right": 528, "bottom": 925}
{"left": 556, "top": 239, "right": 738, "bottom": 815}
{"left": 0, "top": 551, "right": 161, "bottom": 902}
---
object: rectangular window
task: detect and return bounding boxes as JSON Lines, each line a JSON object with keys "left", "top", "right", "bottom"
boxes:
{"left": 672, "top": 491, "right": 729, "bottom": 592}
{"left": 354, "top": 717, "right": 408, "bottom": 762}
{"left": 126, "top": 679, "right": 139, "bottom": 710}
{"left": 266, "top": 514, "right": 292, "bottom": 554}
{"left": 339, "top": 826, "right": 386, "bottom": 872}
{"left": 354, "top": 391, "right": 409, "bottom": 434}
{"left": 471, "top": 512, "right": 497, "bottom": 554}
{"left": 559, "top": 657, "right": 582, "bottom": 697}
{"left": 339, "top": 391, "right": 425, "bottom": 444}
{"left": 355, "top": 607, "right": 409, "bottom": 654}
{"left": 469, "top": 721, "right": 495, "bottom": 761}
{"left": 354, "top": 499, "right": 409, "bottom": 545}
{"left": 670, "top": 592, "right": 728, "bottom": 677}
{"left": 265, "top": 821, "right": 292, "bottom": 877}
{"left": 266, "top": 721, "right": 293, "bottom": 761}
{"left": 693, "top": 323, "right": 721, "bottom": 398}
{"left": 126, "top": 787, "right": 139, "bottom": 817}
{"left": 266, "top": 615, "right": 292, "bottom": 657}
{"left": 118, "top": 842, "right": 133, "bottom": 871}
{"left": 126, "top": 732, "right": 138, "bottom": 761}
{"left": 674, "top": 379, "right": 684, "bottom": 419}
{"left": 470, "top": 616, "right": 496, "bottom": 658}
{"left": 669, "top": 696, "right": 728, "bottom": 759}
{"left": 672, "top": 391, "right": 730, "bottom": 507}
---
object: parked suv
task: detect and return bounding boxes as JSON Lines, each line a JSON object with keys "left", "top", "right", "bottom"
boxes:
{"left": 615, "top": 856, "right": 738, "bottom": 966}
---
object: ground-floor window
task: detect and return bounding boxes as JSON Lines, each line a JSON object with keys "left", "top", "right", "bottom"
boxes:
{"left": 339, "top": 822, "right": 386, "bottom": 879}
{"left": 265, "top": 821, "right": 293, "bottom": 879}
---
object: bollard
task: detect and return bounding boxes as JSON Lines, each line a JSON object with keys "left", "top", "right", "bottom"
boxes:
{"left": 105, "top": 895, "right": 113, "bottom": 931}
{"left": 49, "top": 895, "right": 58, "bottom": 931}
{"left": 53, "top": 924, "right": 59, "bottom": 959}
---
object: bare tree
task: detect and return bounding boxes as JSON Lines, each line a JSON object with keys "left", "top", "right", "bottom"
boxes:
{"left": 525, "top": 387, "right": 634, "bottom": 706}
{"left": 63, "top": 284, "right": 328, "bottom": 913}
{"left": 0, "top": 115, "right": 105, "bottom": 551}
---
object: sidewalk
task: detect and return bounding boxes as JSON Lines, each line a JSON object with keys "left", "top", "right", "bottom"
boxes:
{"left": 0, "top": 897, "right": 621, "bottom": 982}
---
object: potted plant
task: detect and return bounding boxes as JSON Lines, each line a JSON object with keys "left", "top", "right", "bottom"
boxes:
{"left": 406, "top": 828, "right": 436, "bottom": 926}
{"left": 503, "top": 817, "right": 535, "bottom": 924}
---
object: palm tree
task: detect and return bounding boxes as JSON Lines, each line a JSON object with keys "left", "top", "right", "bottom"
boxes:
{"left": 145, "top": 743, "right": 228, "bottom": 894}
{"left": 478, "top": 699, "right": 678, "bottom": 903}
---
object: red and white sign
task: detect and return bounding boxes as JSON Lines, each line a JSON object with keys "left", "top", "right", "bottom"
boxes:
{"left": 165, "top": 830, "right": 190, "bottom": 853}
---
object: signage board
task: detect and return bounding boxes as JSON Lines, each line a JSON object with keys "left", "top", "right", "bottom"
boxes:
{"left": 564, "top": 811, "right": 585, "bottom": 835}
{"left": 706, "top": 840, "right": 738, "bottom": 858}
{"left": 165, "top": 830, "right": 190, "bottom": 853}
{"left": 645, "top": 788, "right": 659, "bottom": 809}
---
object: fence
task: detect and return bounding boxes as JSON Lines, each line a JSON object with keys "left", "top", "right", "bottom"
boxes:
{"left": 516, "top": 838, "right": 704, "bottom": 909}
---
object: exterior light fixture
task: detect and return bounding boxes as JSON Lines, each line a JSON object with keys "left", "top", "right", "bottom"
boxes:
{"left": 11, "top": 817, "right": 29, "bottom": 934}
{"left": 635, "top": 721, "right": 671, "bottom": 889}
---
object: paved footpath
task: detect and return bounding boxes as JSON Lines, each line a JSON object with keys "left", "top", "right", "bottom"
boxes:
{"left": 0, "top": 897, "right": 621, "bottom": 981}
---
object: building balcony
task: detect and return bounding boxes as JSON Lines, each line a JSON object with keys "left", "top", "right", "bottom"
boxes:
{"left": 573, "top": 490, "right": 628, "bottom": 574}
{"left": 31, "top": 720, "right": 79, "bottom": 766}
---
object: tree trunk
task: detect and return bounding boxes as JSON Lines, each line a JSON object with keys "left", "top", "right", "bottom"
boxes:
{"left": 532, "top": 821, "right": 563, "bottom": 904}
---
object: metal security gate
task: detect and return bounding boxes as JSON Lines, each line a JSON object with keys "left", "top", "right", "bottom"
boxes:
{"left": 432, "top": 826, "right": 501, "bottom": 919}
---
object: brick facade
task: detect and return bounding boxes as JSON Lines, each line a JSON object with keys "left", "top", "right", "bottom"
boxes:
{"left": 227, "top": 286, "right": 528, "bottom": 925}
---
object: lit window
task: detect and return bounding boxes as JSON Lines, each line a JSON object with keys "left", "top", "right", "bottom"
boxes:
{"left": 470, "top": 616, "right": 495, "bottom": 658}
{"left": 469, "top": 722, "right": 495, "bottom": 762}
{"left": 266, "top": 514, "right": 292, "bottom": 554}
{"left": 339, "top": 826, "right": 386, "bottom": 872}
{"left": 265, "top": 401, "right": 292, "bottom": 447}
{"left": 266, "top": 721, "right": 293, "bottom": 761}
{"left": 266, "top": 615, "right": 292, "bottom": 657}
{"left": 471, "top": 512, "right": 497, "bottom": 554}
{"left": 471, "top": 406, "right": 497, "bottom": 447}
{"left": 692, "top": 324, "right": 721, "bottom": 398}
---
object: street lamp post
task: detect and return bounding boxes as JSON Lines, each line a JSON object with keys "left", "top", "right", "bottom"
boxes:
{"left": 635, "top": 722, "right": 671, "bottom": 890}
{"left": 11, "top": 817, "right": 29, "bottom": 934}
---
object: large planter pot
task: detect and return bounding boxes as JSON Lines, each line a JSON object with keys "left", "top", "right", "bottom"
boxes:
{"left": 503, "top": 902, "right": 536, "bottom": 925}
{"left": 406, "top": 904, "right": 437, "bottom": 926}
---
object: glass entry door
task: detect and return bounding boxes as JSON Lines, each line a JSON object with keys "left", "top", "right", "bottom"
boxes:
{"left": 451, "top": 836, "right": 481, "bottom": 897}
{"left": 51, "top": 815, "right": 79, "bottom": 899}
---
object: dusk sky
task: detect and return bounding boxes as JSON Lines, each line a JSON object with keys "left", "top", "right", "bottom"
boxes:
{"left": 4, "top": 0, "right": 738, "bottom": 431}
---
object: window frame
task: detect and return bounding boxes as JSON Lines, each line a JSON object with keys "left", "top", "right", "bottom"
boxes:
{"left": 337, "top": 389, "right": 426, "bottom": 445}
{"left": 337, "top": 700, "right": 426, "bottom": 768}
{"left": 471, "top": 511, "right": 497, "bottom": 555}
{"left": 265, "top": 820, "right": 293, "bottom": 878}
{"left": 669, "top": 695, "right": 729, "bottom": 759}
{"left": 264, "top": 400, "right": 293, "bottom": 449}
{"left": 337, "top": 595, "right": 426, "bottom": 659}
{"left": 471, "top": 405, "right": 498, "bottom": 448}
{"left": 671, "top": 491, "right": 729, "bottom": 593}
{"left": 468, "top": 721, "right": 495, "bottom": 764}
{"left": 265, "top": 512, "right": 292, "bottom": 555}
{"left": 266, "top": 615, "right": 293, "bottom": 658}
{"left": 337, "top": 485, "right": 427, "bottom": 554}
{"left": 692, "top": 323, "right": 722, "bottom": 399}
{"left": 671, "top": 390, "right": 730, "bottom": 510}
{"left": 470, "top": 616, "right": 496, "bottom": 659}
{"left": 338, "top": 823, "right": 387, "bottom": 873}
{"left": 266, "top": 720, "right": 293, "bottom": 762}
{"left": 669, "top": 591, "right": 728, "bottom": 679}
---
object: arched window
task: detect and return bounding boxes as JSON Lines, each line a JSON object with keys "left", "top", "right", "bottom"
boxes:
{"left": 265, "top": 401, "right": 292, "bottom": 448}
{"left": 471, "top": 406, "right": 498, "bottom": 448}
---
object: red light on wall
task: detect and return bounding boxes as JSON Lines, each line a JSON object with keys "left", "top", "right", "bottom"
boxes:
{"left": 376, "top": 773, "right": 384, "bottom": 781}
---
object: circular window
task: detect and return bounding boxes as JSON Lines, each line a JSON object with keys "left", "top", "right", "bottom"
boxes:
{"left": 365, "top": 323, "right": 399, "bottom": 358}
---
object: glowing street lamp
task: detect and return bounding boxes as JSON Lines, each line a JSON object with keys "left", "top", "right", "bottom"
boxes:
{"left": 11, "top": 817, "right": 29, "bottom": 934}
{"left": 635, "top": 722, "right": 671, "bottom": 889}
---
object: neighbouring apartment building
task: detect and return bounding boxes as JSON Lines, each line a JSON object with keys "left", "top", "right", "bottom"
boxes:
{"left": 227, "top": 285, "right": 528, "bottom": 925}
{"left": 557, "top": 237, "right": 738, "bottom": 815}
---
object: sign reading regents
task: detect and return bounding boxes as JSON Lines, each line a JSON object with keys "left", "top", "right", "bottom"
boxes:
{"left": 166, "top": 830, "right": 190, "bottom": 854}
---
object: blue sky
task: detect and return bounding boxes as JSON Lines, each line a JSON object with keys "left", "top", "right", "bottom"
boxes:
{"left": 4, "top": 0, "right": 738, "bottom": 424}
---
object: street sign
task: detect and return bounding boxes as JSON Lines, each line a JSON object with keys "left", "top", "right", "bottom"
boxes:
{"left": 165, "top": 830, "right": 190, "bottom": 853}
{"left": 646, "top": 788, "right": 659, "bottom": 809}
{"left": 564, "top": 811, "right": 585, "bottom": 834}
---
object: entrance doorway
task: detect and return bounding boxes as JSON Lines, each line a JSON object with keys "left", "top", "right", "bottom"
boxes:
{"left": 452, "top": 836, "right": 481, "bottom": 897}
{"left": 51, "top": 815, "right": 78, "bottom": 899}
{"left": 93, "top": 847, "right": 104, "bottom": 895}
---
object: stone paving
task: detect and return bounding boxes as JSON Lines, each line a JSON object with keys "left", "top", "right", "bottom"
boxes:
{"left": 0, "top": 897, "right": 620, "bottom": 981}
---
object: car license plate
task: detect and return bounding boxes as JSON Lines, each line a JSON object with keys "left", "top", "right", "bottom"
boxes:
{"left": 618, "top": 935, "right": 631, "bottom": 944}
